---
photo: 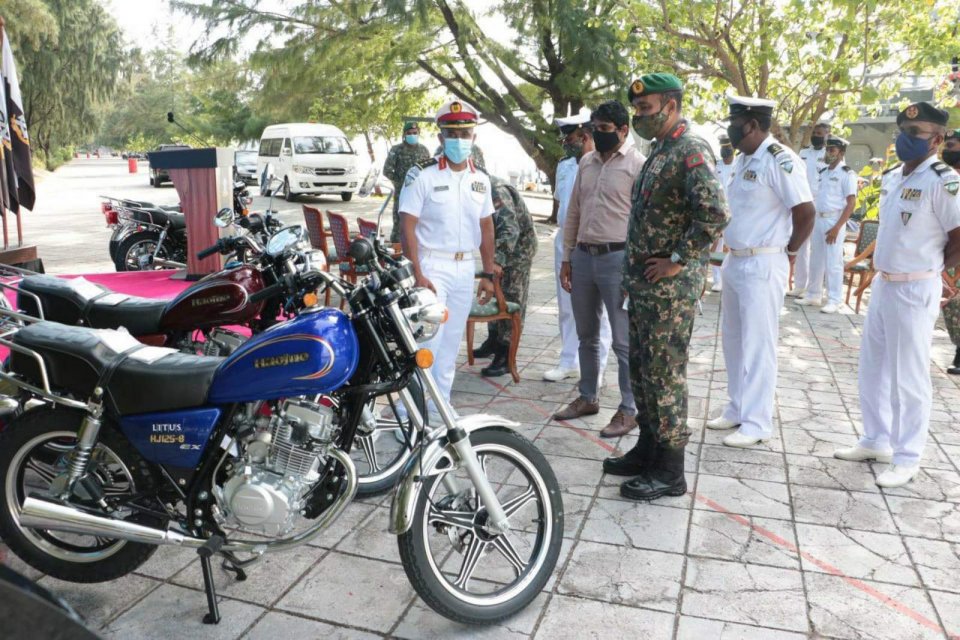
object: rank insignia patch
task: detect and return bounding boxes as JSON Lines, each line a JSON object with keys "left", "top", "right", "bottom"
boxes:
{"left": 471, "top": 181, "right": 487, "bottom": 193}
{"left": 900, "top": 188, "right": 922, "bottom": 201}
{"left": 901, "top": 211, "right": 912, "bottom": 225}
{"left": 946, "top": 181, "right": 959, "bottom": 196}
{"left": 743, "top": 170, "right": 758, "bottom": 182}
{"left": 685, "top": 152, "right": 704, "bottom": 169}
{"left": 778, "top": 159, "right": 793, "bottom": 173}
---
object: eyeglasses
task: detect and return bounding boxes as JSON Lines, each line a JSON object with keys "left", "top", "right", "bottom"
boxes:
{"left": 899, "top": 125, "right": 937, "bottom": 139}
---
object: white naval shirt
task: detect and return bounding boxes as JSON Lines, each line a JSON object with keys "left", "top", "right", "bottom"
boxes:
{"left": 815, "top": 164, "right": 858, "bottom": 214}
{"left": 799, "top": 145, "right": 826, "bottom": 197}
{"left": 554, "top": 156, "right": 579, "bottom": 230}
{"left": 716, "top": 159, "right": 735, "bottom": 195}
{"left": 874, "top": 156, "right": 960, "bottom": 274}
{"left": 398, "top": 156, "right": 495, "bottom": 252}
{"left": 724, "top": 136, "right": 813, "bottom": 250}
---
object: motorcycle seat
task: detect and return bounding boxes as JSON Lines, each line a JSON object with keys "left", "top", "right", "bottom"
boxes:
{"left": 18, "top": 275, "right": 167, "bottom": 336}
{"left": 9, "top": 321, "right": 222, "bottom": 415}
{"left": 126, "top": 207, "right": 186, "bottom": 230}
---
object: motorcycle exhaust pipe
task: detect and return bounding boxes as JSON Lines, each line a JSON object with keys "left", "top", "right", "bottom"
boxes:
{"left": 151, "top": 258, "right": 186, "bottom": 269}
{"left": 19, "top": 497, "right": 205, "bottom": 548}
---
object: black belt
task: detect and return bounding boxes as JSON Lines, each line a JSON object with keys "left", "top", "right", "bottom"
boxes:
{"left": 577, "top": 242, "right": 626, "bottom": 256}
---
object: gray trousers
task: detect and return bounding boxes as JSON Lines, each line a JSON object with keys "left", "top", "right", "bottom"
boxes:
{"left": 570, "top": 247, "right": 635, "bottom": 414}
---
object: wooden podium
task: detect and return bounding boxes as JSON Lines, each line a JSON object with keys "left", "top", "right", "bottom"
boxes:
{"left": 146, "top": 147, "right": 234, "bottom": 280}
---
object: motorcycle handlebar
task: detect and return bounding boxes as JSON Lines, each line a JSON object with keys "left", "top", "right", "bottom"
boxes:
{"left": 248, "top": 280, "right": 286, "bottom": 305}
{"left": 196, "top": 240, "right": 222, "bottom": 260}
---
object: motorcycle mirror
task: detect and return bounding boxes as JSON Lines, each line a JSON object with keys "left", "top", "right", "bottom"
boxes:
{"left": 348, "top": 237, "right": 376, "bottom": 265}
{"left": 214, "top": 208, "right": 234, "bottom": 228}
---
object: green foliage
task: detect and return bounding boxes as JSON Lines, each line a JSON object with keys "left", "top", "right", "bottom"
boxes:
{"left": 5, "top": 0, "right": 126, "bottom": 155}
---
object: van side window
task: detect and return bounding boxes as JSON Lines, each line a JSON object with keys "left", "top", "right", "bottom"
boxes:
{"left": 281, "top": 138, "right": 292, "bottom": 155}
{"left": 259, "top": 138, "right": 281, "bottom": 157}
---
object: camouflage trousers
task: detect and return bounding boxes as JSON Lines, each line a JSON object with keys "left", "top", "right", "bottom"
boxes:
{"left": 944, "top": 296, "right": 960, "bottom": 346}
{"left": 627, "top": 294, "right": 696, "bottom": 448}
{"left": 484, "top": 263, "right": 532, "bottom": 348}
{"left": 389, "top": 192, "right": 402, "bottom": 244}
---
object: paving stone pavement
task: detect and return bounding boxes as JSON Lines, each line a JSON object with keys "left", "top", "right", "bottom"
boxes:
{"left": 3, "top": 159, "right": 960, "bottom": 638}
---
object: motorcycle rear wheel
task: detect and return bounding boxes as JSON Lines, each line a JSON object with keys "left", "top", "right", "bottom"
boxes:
{"left": 0, "top": 407, "right": 161, "bottom": 582}
{"left": 397, "top": 427, "right": 563, "bottom": 625}
{"left": 114, "top": 231, "right": 171, "bottom": 272}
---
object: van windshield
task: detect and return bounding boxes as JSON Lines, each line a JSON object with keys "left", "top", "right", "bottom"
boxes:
{"left": 293, "top": 136, "right": 354, "bottom": 155}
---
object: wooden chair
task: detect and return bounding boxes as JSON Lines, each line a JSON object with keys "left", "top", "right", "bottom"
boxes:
{"left": 465, "top": 272, "right": 522, "bottom": 383}
{"left": 301, "top": 205, "right": 336, "bottom": 305}
{"left": 843, "top": 219, "right": 879, "bottom": 314}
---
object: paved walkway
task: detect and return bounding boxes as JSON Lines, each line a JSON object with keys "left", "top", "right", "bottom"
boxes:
{"left": 3, "top": 160, "right": 960, "bottom": 639}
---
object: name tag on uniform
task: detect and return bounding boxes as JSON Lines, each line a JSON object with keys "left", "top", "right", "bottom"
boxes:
{"left": 901, "top": 188, "right": 922, "bottom": 201}
{"left": 471, "top": 181, "right": 487, "bottom": 193}
{"left": 742, "top": 170, "right": 758, "bottom": 182}
{"left": 433, "top": 185, "right": 449, "bottom": 192}
{"left": 650, "top": 156, "right": 667, "bottom": 173}
{"left": 829, "top": 177, "right": 838, "bottom": 182}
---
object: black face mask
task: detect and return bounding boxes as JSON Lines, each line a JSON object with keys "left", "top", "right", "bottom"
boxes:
{"left": 943, "top": 150, "right": 960, "bottom": 168}
{"left": 592, "top": 129, "right": 621, "bottom": 153}
{"left": 726, "top": 123, "right": 747, "bottom": 150}
{"left": 810, "top": 135, "right": 825, "bottom": 148}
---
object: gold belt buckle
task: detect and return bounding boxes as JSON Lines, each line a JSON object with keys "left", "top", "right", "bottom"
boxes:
{"left": 454, "top": 251, "right": 464, "bottom": 260}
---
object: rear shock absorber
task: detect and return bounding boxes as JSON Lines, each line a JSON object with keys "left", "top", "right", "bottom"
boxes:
{"left": 61, "top": 388, "right": 105, "bottom": 498}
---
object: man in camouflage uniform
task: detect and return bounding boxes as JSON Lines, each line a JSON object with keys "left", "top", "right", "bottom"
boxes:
{"left": 941, "top": 129, "right": 960, "bottom": 374}
{"left": 603, "top": 73, "right": 729, "bottom": 502}
{"left": 383, "top": 121, "right": 430, "bottom": 243}
{"left": 477, "top": 176, "right": 538, "bottom": 377}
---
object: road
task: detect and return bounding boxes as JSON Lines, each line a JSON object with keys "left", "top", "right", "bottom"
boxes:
{"left": 21, "top": 158, "right": 552, "bottom": 275}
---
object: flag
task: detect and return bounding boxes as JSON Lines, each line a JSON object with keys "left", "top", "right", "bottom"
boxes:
{"left": 0, "top": 58, "right": 10, "bottom": 216}
{"left": 1, "top": 27, "right": 34, "bottom": 214}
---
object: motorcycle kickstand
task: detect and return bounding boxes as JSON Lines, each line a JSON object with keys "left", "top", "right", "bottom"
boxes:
{"left": 220, "top": 551, "right": 248, "bottom": 581}
{"left": 197, "top": 535, "right": 225, "bottom": 624}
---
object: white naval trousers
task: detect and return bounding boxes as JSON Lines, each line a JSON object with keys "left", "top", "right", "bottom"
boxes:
{"left": 793, "top": 236, "right": 811, "bottom": 291}
{"left": 858, "top": 276, "right": 941, "bottom": 465}
{"left": 554, "top": 232, "right": 611, "bottom": 372}
{"left": 720, "top": 253, "right": 789, "bottom": 437}
{"left": 711, "top": 236, "right": 725, "bottom": 288}
{"left": 805, "top": 214, "right": 845, "bottom": 305}
{"left": 419, "top": 254, "right": 476, "bottom": 406}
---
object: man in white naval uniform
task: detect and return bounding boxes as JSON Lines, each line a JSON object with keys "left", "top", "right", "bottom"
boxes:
{"left": 788, "top": 122, "right": 831, "bottom": 298}
{"left": 399, "top": 99, "right": 496, "bottom": 419}
{"left": 711, "top": 134, "right": 736, "bottom": 292}
{"left": 543, "top": 113, "right": 612, "bottom": 383}
{"left": 796, "top": 135, "right": 859, "bottom": 314}
{"left": 835, "top": 102, "right": 960, "bottom": 488}
{"left": 706, "top": 96, "right": 815, "bottom": 448}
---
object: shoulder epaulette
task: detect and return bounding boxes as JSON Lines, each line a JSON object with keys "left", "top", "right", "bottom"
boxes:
{"left": 818, "top": 167, "right": 828, "bottom": 174}
{"left": 416, "top": 158, "right": 440, "bottom": 170}
{"left": 841, "top": 165, "right": 852, "bottom": 172}
{"left": 882, "top": 163, "right": 902, "bottom": 175}
{"left": 932, "top": 161, "right": 952, "bottom": 177}
{"left": 767, "top": 143, "right": 785, "bottom": 156}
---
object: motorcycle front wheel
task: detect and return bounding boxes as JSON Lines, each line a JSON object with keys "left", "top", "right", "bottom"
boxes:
{"left": 397, "top": 427, "right": 563, "bottom": 625}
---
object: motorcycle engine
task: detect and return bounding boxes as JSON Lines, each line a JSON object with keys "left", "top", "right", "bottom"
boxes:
{"left": 219, "top": 399, "right": 338, "bottom": 536}
{"left": 202, "top": 328, "right": 247, "bottom": 357}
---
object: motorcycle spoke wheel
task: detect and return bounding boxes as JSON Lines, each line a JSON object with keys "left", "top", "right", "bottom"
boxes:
{"left": 351, "top": 382, "right": 424, "bottom": 496}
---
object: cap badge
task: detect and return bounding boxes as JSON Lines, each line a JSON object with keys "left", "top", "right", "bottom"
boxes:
{"left": 905, "top": 105, "right": 918, "bottom": 119}
{"left": 631, "top": 80, "right": 644, "bottom": 94}
{"left": 450, "top": 102, "right": 462, "bottom": 113}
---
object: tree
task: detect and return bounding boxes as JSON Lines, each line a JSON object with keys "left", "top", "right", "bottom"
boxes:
{"left": 174, "top": 0, "right": 637, "bottom": 181}
{"left": 619, "top": 0, "right": 960, "bottom": 148}
{"left": 8, "top": 0, "right": 126, "bottom": 163}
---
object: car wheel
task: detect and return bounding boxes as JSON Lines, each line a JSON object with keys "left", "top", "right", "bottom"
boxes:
{"left": 283, "top": 177, "right": 297, "bottom": 202}
{"left": 341, "top": 192, "right": 353, "bottom": 202}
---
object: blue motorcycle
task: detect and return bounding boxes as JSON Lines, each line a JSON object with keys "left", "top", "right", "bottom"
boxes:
{"left": 0, "top": 237, "right": 563, "bottom": 625}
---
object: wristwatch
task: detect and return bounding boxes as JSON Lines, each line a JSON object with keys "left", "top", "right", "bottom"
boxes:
{"left": 669, "top": 252, "right": 685, "bottom": 266}
{"left": 478, "top": 271, "right": 495, "bottom": 281}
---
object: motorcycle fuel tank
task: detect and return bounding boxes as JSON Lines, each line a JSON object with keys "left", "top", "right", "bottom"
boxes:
{"left": 207, "top": 308, "right": 359, "bottom": 403}
{"left": 120, "top": 407, "right": 221, "bottom": 468}
{"left": 160, "top": 265, "right": 266, "bottom": 331}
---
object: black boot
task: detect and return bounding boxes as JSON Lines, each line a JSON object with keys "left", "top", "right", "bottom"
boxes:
{"left": 473, "top": 329, "right": 498, "bottom": 359}
{"left": 481, "top": 345, "right": 510, "bottom": 377}
{"left": 949, "top": 347, "right": 960, "bottom": 375}
{"left": 620, "top": 444, "right": 687, "bottom": 501}
{"left": 602, "top": 422, "right": 657, "bottom": 476}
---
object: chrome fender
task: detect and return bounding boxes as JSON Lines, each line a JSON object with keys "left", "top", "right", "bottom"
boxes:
{"left": 388, "top": 413, "right": 520, "bottom": 535}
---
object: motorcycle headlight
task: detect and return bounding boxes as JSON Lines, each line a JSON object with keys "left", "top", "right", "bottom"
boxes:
{"left": 402, "top": 287, "right": 448, "bottom": 343}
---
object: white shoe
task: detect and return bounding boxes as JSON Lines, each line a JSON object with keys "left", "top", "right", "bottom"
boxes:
{"left": 710, "top": 283, "right": 722, "bottom": 292}
{"left": 706, "top": 416, "right": 740, "bottom": 430}
{"left": 786, "top": 287, "right": 806, "bottom": 298}
{"left": 876, "top": 464, "right": 920, "bottom": 488}
{"left": 723, "top": 431, "right": 771, "bottom": 448}
{"left": 833, "top": 445, "right": 893, "bottom": 463}
{"left": 820, "top": 303, "right": 839, "bottom": 314}
{"left": 543, "top": 366, "right": 578, "bottom": 382}
{"left": 795, "top": 297, "right": 822, "bottom": 306}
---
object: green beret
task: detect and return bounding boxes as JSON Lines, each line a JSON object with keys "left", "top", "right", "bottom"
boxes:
{"left": 402, "top": 121, "right": 417, "bottom": 132}
{"left": 947, "top": 129, "right": 960, "bottom": 142}
{"left": 628, "top": 73, "right": 683, "bottom": 102}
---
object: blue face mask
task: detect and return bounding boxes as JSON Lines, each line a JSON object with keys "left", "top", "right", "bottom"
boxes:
{"left": 895, "top": 131, "right": 931, "bottom": 162}
{"left": 443, "top": 137, "right": 473, "bottom": 164}
{"left": 404, "top": 134, "right": 418, "bottom": 145}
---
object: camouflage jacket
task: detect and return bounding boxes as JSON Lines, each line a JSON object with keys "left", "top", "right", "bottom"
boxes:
{"left": 624, "top": 120, "right": 729, "bottom": 299}
{"left": 383, "top": 142, "right": 430, "bottom": 187}
{"left": 491, "top": 177, "right": 538, "bottom": 267}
